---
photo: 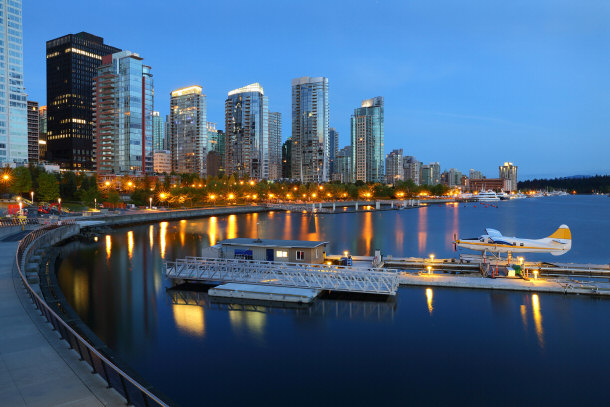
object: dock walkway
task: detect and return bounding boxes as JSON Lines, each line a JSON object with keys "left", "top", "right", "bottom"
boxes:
{"left": 165, "top": 256, "right": 400, "bottom": 295}
{"left": 0, "top": 235, "right": 125, "bottom": 406}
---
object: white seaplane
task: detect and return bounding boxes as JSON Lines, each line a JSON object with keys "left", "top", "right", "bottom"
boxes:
{"left": 454, "top": 224, "right": 572, "bottom": 256}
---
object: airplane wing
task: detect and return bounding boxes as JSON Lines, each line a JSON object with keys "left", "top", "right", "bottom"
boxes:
{"left": 485, "top": 228, "right": 502, "bottom": 237}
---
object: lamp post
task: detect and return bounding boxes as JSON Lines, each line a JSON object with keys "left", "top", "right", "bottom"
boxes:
{"left": 30, "top": 191, "right": 34, "bottom": 205}
{"left": 94, "top": 198, "right": 97, "bottom": 211}
{"left": 149, "top": 197, "right": 153, "bottom": 210}
{"left": 58, "top": 198, "right": 61, "bottom": 218}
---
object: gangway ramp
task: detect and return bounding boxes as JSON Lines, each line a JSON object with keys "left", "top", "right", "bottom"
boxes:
{"left": 164, "top": 256, "right": 400, "bottom": 296}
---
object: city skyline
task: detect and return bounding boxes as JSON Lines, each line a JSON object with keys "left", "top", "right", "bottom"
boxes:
{"left": 22, "top": 1, "right": 610, "bottom": 179}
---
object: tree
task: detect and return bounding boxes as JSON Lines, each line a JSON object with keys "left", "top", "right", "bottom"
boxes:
{"left": 37, "top": 173, "right": 60, "bottom": 202}
{"left": 10, "top": 166, "right": 32, "bottom": 195}
{"left": 106, "top": 190, "right": 121, "bottom": 209}
{"left": 60, "top": 172, "right": 78, "bottom": 200}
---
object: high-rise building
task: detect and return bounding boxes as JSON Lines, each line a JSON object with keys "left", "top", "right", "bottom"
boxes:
{"left": 351, "top": 96, "right": 384, "bottom": 183}
{"left": 499, "top": 162, "right": 518, "bottom": 191}
{"left": 282, "top": 138, "right": 292, "bottom": 179}
{"left": 403, "top": 156, "right": 420, "bottom": 185}
{"left": 152, "top": 111, "right": 164, "bottom": 151}
{"left": 469, "top": 169, "right": 483, "bottom": 180}
{"left": 291, "top": 76, "right": 329, "bottom": 183}
{"left": 0, "top": 0, "right": 27, "bottom": 165}
{"left": 385, "top": 149, "right": 403, "bottom": 184}
{"left": 225, "top": 83, "right": 269, "bottom": 179}
{"left": 93, "top": 51, "right": 153, "bottom": 175}
{"left": 430, "top": 162, "right": 441, "bottom": 185}
{"left": 269, "top": 112, "right": 282, "bottom": 180}
{"left": 448, "top": 168, "right": 462, "bottom": 187}
{"left": 38, "top": 106, "right": 48, "bottom": 161}
{"left": 46, "top": 32, "right": 120, "bottom": 169}
{"left": 164, "top": 114, "right": 170, "bottom": 150}
{"left": 169, "top": 86, "right": 207, "bottom": 177}
{"left": 207, "top": 122, "right": 218, "bottom": 152}
{"left": 420, "top": 164, "right": 432, "bottom": 185}
{"left": 333, "top": 146, "right": 353, "bottom": 183}
{"left": 27, "top": 101, "right": 39, "bottom": 164}
{"left": 329, "top": 127, "right": 339, "bottom": 175}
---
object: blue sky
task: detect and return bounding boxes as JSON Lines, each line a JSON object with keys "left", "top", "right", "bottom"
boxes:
{"left": 23, "top": 0, "right": 609, "bottom": 179}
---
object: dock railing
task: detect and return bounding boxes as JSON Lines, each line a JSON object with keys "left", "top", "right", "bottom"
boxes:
{"left": 165, "top": 256, "right": 400, "bottom": 295}
{"left": 14, "top": 224, "right": 169, "bottom": 407}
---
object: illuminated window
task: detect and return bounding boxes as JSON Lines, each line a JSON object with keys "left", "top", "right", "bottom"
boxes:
{"left": 296, "top": 251, "right": 305, "bottom": 260}
{"left": 276, "top": 250, "right": 288, "bottom": 258}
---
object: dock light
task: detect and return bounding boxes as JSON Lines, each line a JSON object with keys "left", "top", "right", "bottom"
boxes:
{"left": 427, "top": 266, "right": 432, "bottom": 274}
{"left": 533, "top": 269, "right": 539, "bottom": 280}
{"left": 344, "top": 251, "right": 349, "bottom": 257}
{"left": 430, "top": 254, "right": 435, "bottom": 263}
{"left": 518, "top": 257, "right": 524, "bottom": 266}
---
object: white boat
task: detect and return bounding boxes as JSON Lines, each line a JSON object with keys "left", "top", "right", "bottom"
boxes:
{"left": 476, "top": 190, "right": 500, "bottom": 202}
{"left": 496, "top": 191, "right": 511, "bottom": 200}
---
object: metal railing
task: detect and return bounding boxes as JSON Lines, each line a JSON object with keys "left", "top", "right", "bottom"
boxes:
{"left": 165, "top": 256, "right": 400, "bottom": 295}
{"left": 15, "top": 225, "right": 169, "bottom": 407}
{"left": 1, "top": 217, "right": 77, "bottom": 228}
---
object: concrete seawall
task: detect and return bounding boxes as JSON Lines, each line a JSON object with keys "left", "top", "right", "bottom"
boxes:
{"left": 81, "top": 206, "right": 268, "bottom": 228}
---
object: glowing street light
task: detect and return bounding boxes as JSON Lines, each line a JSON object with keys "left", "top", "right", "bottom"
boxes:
{"left": 30, "top": 191, "right": 34, "bottom": 204}
{"left": 427, "top": 266, "right": 432, "bottom": 274}
{"left": 429, "top": 254, "right": 435, "bottom": 263}
{"left": 2, "top": 174, "right": 9, "bottom": 181}
{"left": 149, "top": 197, "right": 153, "bottom": 210}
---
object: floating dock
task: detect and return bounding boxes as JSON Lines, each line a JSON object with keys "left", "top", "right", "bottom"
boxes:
{"left": 208, "top": 283, "right": 321, "bottom": 303}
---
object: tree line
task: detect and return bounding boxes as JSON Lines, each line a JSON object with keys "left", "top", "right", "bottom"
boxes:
{"left": 518, "top": 175, "right": 610, "bottom": 194}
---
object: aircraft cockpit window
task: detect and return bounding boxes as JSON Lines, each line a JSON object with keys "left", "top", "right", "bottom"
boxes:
{"left": 520, "top": 243, "right": 524, "bottom": 246}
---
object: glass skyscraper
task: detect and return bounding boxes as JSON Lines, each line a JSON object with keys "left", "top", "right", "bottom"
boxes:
{"left": 46, "top": 32, "right": 120, "bottom": 169}
{"left": 351, "top": 96, "right": 384, "bottom": 183}
{"left": 93, "top": 51, "right": 154, "bottom": 175}
{"left": 152, "top": 111, "right": 164, "bottom": 151}
{"left": 291, "top": 77, "right": 329, "bottom": 183}
{"left": 268, "top": 112, "right": 282, "bottom": 180}
{"left": 169, "top": 86, "right": 207, "bottom": 177}
{"left": 224, "top": 83, "right": 269, "bottom": 179}
{"left": 0, "top": 0, "right": 27, "bottom": 165}
{"left": 329, "top": 127, "right": 339, "bottom": 176}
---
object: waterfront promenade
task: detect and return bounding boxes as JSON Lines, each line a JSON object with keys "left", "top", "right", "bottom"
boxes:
{"left": 0, "top": 233, "right": 125, "bottom": 406}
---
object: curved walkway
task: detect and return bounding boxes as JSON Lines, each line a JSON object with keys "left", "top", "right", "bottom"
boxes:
{"left": 0, "top": 234, "right": 125, "bottom": 406}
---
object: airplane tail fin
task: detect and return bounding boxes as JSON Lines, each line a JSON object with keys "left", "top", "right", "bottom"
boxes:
{"left": 547, "top": 225, "right": 571, "bottom": 255}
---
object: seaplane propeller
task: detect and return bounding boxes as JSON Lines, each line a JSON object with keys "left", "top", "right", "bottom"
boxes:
{"left": 453, "top": 233, "right": 458, "bottom": 252}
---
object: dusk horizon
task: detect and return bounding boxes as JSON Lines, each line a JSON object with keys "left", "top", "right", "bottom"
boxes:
{"left": 23, "top": 0, "right": 610, "bottom": 179}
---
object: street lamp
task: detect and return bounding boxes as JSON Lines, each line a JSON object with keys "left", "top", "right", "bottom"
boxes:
{"left": 58, "top": 198, "right": 61, "bottom": 218}
{"left": 94, "top": 198, "right": 97, "bottom": 211}
{"left": 149, "top": 197, "right": 153, "bottom": 210}
{"left": 30, "top": 191, "right": 34, "bottom": 204}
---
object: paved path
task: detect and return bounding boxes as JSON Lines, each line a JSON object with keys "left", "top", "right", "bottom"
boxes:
{"left": 0, "top": 235, "right": 125, "bottom": 406}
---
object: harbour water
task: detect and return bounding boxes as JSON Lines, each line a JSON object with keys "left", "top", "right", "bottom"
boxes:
{"left": 57, "top": 196, "right": 610, "bottom": 406}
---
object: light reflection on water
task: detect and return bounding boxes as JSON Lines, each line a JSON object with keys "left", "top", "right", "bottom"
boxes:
{"left": 56, "top": 197, "right": 610, "bottom": 407}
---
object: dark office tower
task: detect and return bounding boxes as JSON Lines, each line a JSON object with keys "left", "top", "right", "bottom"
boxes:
{"left": 27, "top": 101, "right": 40, "bottom": 164}
{"left": 282, "top": 138, "right": 292, "bottom": 179}
{"left": 46, "top": 32, "right": 120, "bottom": 170}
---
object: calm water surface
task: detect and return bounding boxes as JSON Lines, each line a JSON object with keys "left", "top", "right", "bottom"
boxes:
{"left": 57, "top": 196, "right": 610, "bottom": 406}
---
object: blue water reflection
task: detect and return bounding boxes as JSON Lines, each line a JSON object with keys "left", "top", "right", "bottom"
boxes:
{"left": 56, "top": 196, "right": 610, "bottom": 406}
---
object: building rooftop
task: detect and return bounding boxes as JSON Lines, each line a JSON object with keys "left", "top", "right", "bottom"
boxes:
{"left": 220, "top": 238, "right": 328, "bottom": 249}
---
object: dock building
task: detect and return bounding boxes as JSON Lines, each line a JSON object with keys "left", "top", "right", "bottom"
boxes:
{"left": 211, "top": 238, "right": 329, "bottom": 264}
